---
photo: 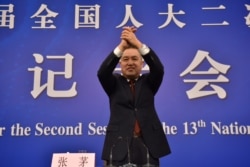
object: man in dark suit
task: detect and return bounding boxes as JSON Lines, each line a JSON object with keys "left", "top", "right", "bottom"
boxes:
{"left": 98, "top": 27, "right": 171, "bottom": 166}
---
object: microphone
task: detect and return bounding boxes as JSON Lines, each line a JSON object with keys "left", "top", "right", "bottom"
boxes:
{"left": 126, "top": 137, "right": 131, "bottom": 165}
{"left": 123, "top": 137, "right": 137, "bottom": 167}
{"left": 142, "top": 143, "right": 155, "bottom": 167}
{"left": 109, "top": 136, "right": 123, "bottom": 167}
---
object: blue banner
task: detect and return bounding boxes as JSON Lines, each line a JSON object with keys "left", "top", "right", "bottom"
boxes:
{"left": 1, "top": 0, "right": 250, "bottom": 166}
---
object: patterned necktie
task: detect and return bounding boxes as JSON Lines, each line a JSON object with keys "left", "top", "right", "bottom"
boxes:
{"left": 129, "top": 79, "right": 141, "bottom": 135}
{"left": 129, "top": 79, "right": 135, "bottom": 97}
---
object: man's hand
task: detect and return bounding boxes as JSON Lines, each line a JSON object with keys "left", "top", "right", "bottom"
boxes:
{"left": 121, "top": 26, "right": 142, "bottom": 49}
{"left": 118, "top": 39, "right": 129, "bottom": 52}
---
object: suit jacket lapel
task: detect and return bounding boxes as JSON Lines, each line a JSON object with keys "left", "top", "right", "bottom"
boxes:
{"left": 134, "top": 76, "right": 143, "bottom": 105}
{"left": 120, "top": 76, "right": 134, "bottom": 103}
{"left": 119, "top": 75, "right": 144, "bottom": 106}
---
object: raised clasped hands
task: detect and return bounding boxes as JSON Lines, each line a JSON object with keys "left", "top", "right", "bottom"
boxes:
{"left": 118, "top": 26, "right": 142, "bottom": 51}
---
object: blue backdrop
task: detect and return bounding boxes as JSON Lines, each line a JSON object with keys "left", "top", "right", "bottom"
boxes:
{"left": 1, "top": 0, "right": 250, "bottom": 166}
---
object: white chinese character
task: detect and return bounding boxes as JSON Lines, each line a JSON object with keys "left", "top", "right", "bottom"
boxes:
{"left": 244, "top": 4, "right": 250, "bottom": 27}
{"left": 75, "top": 4, "right": 100, "bottom": 29}
{"left": 28, "top": 53, "right": 77, "bottom": 99}
{"left": 201, "top": 5, "right": 229, "bottom": 26}
{"left": 180, "top": 50, "right": 231, "bottom": 99}
{"left": 158, "top": 3, "right": 186, "bottom": 29}
{"left": 116, "top": 4, "right": 143, "bottom": 28}
{"left": 0, "top": 4, "right": 15, "bottom": 29}
{"left": 30, "top": 4, "right": 58, "bottom": 29}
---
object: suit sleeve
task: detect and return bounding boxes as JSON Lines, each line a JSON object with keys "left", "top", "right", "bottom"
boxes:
{"left": 97, "top": 51, "right": 120, "bottom": 96}
{"left": 143, "top": 48, "right": 164, "bottom": 94}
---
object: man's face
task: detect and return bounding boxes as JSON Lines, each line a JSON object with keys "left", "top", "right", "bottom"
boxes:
{"left": 120, "top": 48, "right": 144, "bottom": 79}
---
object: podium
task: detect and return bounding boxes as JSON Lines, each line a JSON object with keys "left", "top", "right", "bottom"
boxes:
{"left": 51, "top": 152, "right": 95, "bottom": 167}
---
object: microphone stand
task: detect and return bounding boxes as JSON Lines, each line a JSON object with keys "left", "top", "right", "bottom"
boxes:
{"left": 142, "top": 143, "right": 155, "bottom": 167}
{"left": 108, "top": 136, "right": 122, "bottom": 167}
{"left": 108, "top": 144, "right": 115, "bottom": 167}
{"left": 123, "top": 137, "right": 137, "bottom": 167}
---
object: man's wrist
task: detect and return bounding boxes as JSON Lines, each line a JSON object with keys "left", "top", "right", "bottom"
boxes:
{"left": 114, "top": 44, "right": 150, "bottom": 57}
{"left": 114, "top": 46, "right": 123, "bottom": 58}
{"left": 139, "top": 44, "right": 150, "bottom": 56}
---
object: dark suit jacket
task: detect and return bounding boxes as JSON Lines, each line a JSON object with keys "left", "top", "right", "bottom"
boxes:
{"left": 97, "top": 48, "right": 171, "bottom": 161}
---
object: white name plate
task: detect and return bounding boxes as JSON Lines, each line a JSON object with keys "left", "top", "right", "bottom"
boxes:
{"left": 51, "top": 153, "right": 95, "bottom": 167}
